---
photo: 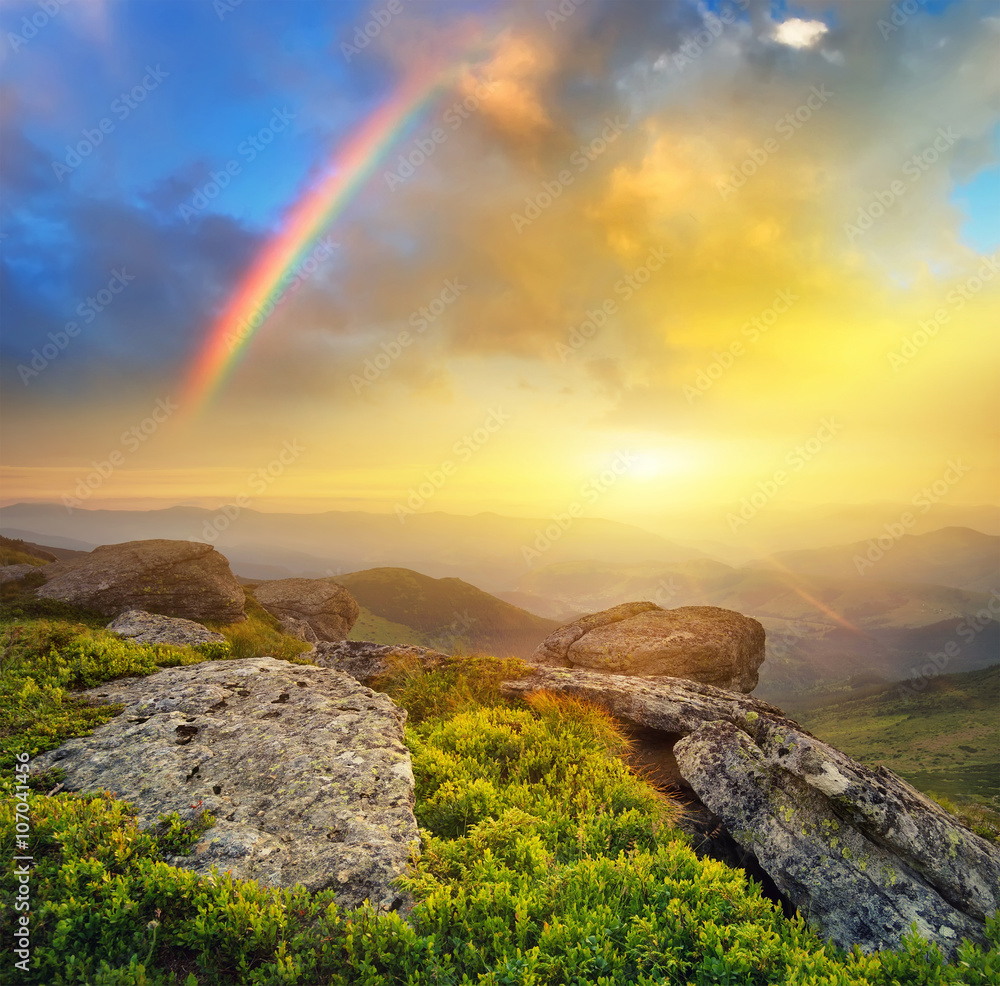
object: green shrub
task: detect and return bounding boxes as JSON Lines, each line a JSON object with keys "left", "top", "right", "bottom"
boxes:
{"left": 1, "top": 633, "right": 997, "bottom": 984}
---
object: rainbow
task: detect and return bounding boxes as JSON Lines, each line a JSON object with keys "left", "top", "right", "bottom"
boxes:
{"left": 182, "top": 66, "right": 451, "bottom": 412}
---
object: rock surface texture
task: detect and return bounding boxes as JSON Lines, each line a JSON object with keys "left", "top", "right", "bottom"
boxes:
{"left": 311, "top": 640, "right": 450, "bottom": 685}
{"left": 37, "top": 539, "right": 245, "bottom": 623}
{"left": 106, "top": 609, "right": 227, "bottom": 648}
{"left": 252, "top": 579, "right": 360, "bottom": 642}
{"left": 502, "top": 667, "right": 1000, "bottom": 956}
{"left": 0, "top": 563, "right": 40, "bottom": 583}
{"left": 529, "top": 601, "right": 766, "bottom": 692}
{"left": 30, "top": 657, "right": 419, "bottom": 910}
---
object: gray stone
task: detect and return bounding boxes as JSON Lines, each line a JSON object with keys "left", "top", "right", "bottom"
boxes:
{"left": 530, "top": 602, "right": 766, "bottom": 692}
{"left": 0, "top": 563, "right": 40, "bottom": 583}
{"left": 106, "top": 609, "right": 227, "bottom": 648}
{"left": 37, "top": 539, "right": 245, "bottom": 623}
{"left": 253, "top": 579, "right": 359, "bottom": 642}
{"left": 311, "top": 640, "right": 450, "bottom": 685}
{"left": 30, "top": 657, "right": 418, "bottom": 911}
{"left": 502, "top": 666, "right": 1000, "bottom": 956}
{"left": 675, "top": 718, "right": 1000, "bottom": 956}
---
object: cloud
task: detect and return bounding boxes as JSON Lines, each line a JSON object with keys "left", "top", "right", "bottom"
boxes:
{"left": 771, "top": 18, "right": 829, "bottom": 49}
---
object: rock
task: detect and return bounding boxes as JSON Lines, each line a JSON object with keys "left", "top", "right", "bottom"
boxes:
{"left": 529, "top": 602, "right": 766, "bottom": 692}
{"left": 502, "top": 667, "right": 1000, "bottom": 956}
{"left": 106, "top": 609, "right": 227, "bottom": 648}
{"left": 279, "top": 616, "right": 319, "bottom": 645}
{"left": 0, "top": 564, "right": 40, "bottom": 583}
{"left": 37, "top": 540, "right": 245, "bottom": 623}
{"left": 30, "top": 657, "right": 418, "bottom": 911}
{"left": 311, "top": 640, "right": 450, "bottom": 685}
{"left": 501, "top": 665, "right": 795, "bottom": 736}
{"left": 675, "top": 719, "right": 1000, "bottom": 956}
{"left": 252, "top": 579, "right": 359, "bottom": 642}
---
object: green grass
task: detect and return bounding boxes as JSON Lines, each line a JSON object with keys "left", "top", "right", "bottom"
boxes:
{"left": 796, "top": 665, "right": 1000, "bottom": 803}
{"left": 207, "top": 589, "right": 312, "bottom": 662}
{"left": 347, "top": 605, "right": 431, "bottom": 647}
{"left": 1, "top": 611, "right": 998, "bottom": 983}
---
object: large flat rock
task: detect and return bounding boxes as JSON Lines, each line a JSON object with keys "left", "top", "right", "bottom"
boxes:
{"left": 30, "top": 657, "right": 418, "bottom": 911}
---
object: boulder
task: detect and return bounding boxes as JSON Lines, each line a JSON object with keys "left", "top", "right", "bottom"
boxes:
{"left": 106, "top": 609, "right": 227, "bottom": 648}
{"left": 676, "top": 719, "right": 1000, "bottom": 956}
{"left": 252, "top": 579, "right": 359, "bottom": 642}
{"left": 502, "top": 667, "right": 1000, "bottom": 956}
{"left": 530, "top": 601, "right": 765, "bottom": 692}
{"left": 0, "top": 563, "right": 40, "bottom": 583}
{"left": 30, "top": 657, "right": 418, "bottom": 911}
{"left": 311, "top": 640, "right": 450, "bottom": 685}
{"left": 37, "top": 539, "right": 245, "bottom": 623}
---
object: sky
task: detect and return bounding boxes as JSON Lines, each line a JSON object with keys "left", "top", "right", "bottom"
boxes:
{"left": 1, "top": 0, "right": 998, "bottom": 540}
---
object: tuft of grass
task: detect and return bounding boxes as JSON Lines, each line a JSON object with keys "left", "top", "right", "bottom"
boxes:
{"left": 372, "top": 652, "right": 533, "bottom": 724}
{"left": 932, "top": 794, "right": 1000, "bottom": 845}
{"left": 208, "top": 589, "right": 312, "bottom": 662}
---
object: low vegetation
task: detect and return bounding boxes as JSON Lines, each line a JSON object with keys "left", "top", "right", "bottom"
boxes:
{"left": 1, "top": 605, "right": 998, "bottom": 983}
{"left": 796, "top": 664, "right": 1000, "bottom": 837}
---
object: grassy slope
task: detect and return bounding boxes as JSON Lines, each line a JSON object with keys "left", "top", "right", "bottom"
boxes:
{"left": 2, "top": 607, "right": 998, "bottom": 983}
{"left": 794, "top": 665, "right": 1000, "bottom": 802}
{"left": 0, "top": 534, "right": 54, "bottom": 567}
{"left": 334, "top": 567, "right": 560, "bottom": 657}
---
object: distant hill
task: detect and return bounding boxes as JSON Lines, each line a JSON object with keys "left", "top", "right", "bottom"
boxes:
{"left": 0, "top": 503, "right": 706, "bottom": 592}
{"left": 749, "top": 527, "right": 999, "bottom": 594}
{"left": 793, "top": 665, "right": 1000, "bottom": 802}
{"left": 332, "top": 567, "right": 561, "bottom": 658}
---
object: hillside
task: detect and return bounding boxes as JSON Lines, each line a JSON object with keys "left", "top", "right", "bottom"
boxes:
{"left": 750, "top": 527, "right": 1000, "bottom": 593}
{"left": 333, "top": 567, "right": 561, "bottom": 658}
{"left": 793, "top": 665, "right": 1000, "bottom": 803}
{"left": 0, "top": 503, "right": 706, "bottom": 591}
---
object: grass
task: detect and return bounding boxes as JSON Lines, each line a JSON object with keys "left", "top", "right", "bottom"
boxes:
{"left": 0, "top": 608, "right": 998, "bottom": 983}
{"left": 795, "top": 665, "right": 1000, "bottom": 806}
{"left": 206, "top": 589, "right": 312, "bottom": 662}
{"left": 0, "top": 535, "right": 53, "bottom": 567}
